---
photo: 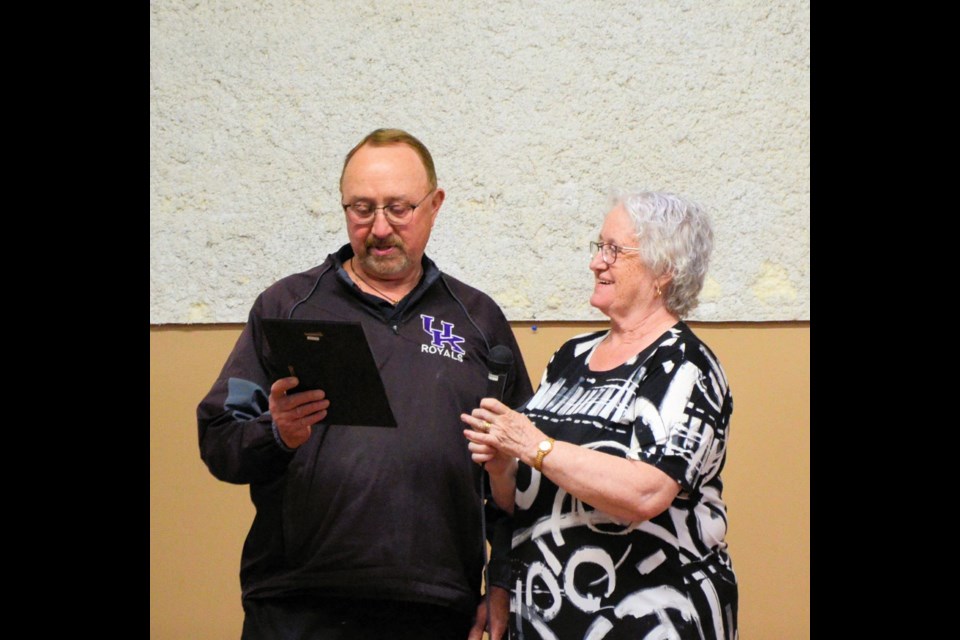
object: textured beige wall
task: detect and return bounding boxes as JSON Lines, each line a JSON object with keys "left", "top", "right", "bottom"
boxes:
{"left": 150, "top": 322, "right": 809, "bottom": 639}
{"left": 150, "top": 1, "right": 810, "bottom": 323}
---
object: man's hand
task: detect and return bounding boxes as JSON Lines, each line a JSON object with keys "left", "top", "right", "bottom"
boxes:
{"left": 468, "top": 586, "right": 510, "bottom": 640}
{"left": 268, "top": 377, "right": 329, "bottom": 449}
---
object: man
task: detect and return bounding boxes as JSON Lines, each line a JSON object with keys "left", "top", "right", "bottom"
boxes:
{"left": 197, "top": 128, "right": 532, "bottom": 639}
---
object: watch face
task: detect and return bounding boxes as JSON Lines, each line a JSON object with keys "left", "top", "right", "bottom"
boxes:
{"left": 539, "top": 440, "right": 551, "bottom": 452}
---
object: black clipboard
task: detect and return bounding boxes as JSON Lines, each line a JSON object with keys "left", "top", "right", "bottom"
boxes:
{"left": 262, "top": 318, "right": 397, "bottom": 428}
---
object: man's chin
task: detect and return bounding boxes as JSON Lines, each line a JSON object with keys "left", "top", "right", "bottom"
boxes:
{"left": 360, "top": 252, "right": 409, "bottom": 277}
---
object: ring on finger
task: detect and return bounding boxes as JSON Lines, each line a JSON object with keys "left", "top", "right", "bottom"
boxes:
{"left": 481, "top": 420, "right": 492, "bottom": 432}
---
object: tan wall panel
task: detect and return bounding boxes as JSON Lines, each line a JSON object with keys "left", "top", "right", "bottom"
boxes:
{"left": 150, "top": 322, "right": 809, "bottom": 639}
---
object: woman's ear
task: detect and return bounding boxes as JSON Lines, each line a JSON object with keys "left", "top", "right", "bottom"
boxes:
{"left": 656, "top": 272, "right": 673, "bottom": 297}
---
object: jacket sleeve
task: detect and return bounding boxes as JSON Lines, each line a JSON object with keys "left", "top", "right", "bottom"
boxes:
{"left": 197, "top": 299, "right": 296, "bottom": 484}
{"left": 484, "top": 497, "right": 514, "bottom": 591}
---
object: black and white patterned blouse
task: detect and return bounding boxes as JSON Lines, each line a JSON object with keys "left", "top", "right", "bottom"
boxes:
{"left": 509, "top": 322, "right": 738, "bottom": 640}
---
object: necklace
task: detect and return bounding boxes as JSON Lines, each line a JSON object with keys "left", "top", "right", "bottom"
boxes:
{"left": 350, "top": 257, "right": 416, "bottom": 305}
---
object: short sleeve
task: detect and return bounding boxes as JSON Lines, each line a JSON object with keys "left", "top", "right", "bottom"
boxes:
{"left": 627, "top": 341, "right": 732, "bottom": 493}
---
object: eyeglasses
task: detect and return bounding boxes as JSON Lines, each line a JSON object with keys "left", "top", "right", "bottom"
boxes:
{"left": 342, "top": 189, "right": 435, "bottom": 226}
{"left": 590, "top": 240, "right": 642, "bottom": 264}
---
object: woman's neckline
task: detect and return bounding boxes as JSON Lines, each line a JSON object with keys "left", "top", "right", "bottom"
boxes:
{"left": 585, "top": 322, "right": 681, "bottom": 373}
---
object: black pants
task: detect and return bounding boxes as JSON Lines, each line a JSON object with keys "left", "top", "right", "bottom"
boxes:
{"left": 241, "top": 595, "right": 473, "bottom": 640}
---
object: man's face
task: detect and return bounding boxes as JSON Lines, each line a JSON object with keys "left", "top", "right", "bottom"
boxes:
{"left": 340, "top": 143, "right": 444, "bottom": 280}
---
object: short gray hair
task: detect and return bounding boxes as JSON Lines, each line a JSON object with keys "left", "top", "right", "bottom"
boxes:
{"left": 613, "top": 189, "right": 714, "bottom": 318}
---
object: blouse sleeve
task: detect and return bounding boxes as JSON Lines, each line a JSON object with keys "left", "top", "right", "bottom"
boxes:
{"left": 626, "top": 337, "right": 733, "bottom": 494}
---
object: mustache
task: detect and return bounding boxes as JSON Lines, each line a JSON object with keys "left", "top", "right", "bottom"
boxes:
{"left": 365, "top": 237, "right": 403, "bottom": 250}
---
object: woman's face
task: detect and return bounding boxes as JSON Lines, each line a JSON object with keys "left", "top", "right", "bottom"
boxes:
{"left": 589, "top": 205, "right": 663, "bottom": 320}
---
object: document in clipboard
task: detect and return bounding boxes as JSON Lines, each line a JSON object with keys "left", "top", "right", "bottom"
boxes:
{"left": 262, "top": 318, "right": 397, "bottom": 428}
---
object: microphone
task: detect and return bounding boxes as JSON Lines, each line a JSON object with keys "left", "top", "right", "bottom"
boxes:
{"left": 478, "top": 344, "right": 514, "bottom": 632}
{"left": 484, "top": 344, "right": 514, "bottom": 402}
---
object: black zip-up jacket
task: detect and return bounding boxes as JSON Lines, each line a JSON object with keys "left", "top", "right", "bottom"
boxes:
{"left": 197, "top": 245, "right": 533, "bottom": 615}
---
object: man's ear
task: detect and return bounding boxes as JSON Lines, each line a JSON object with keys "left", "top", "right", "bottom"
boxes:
{"left": 429, "top": 188, "right": 445, "bottom": 225}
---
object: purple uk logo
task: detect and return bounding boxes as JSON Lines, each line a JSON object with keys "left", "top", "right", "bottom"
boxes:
{"left": 420, "top": 314, "right": 466, "bottom": 361}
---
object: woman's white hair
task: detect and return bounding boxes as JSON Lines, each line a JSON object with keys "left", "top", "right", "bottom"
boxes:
{"left": 613, "top": 189, "right": 714, "bottom": 318}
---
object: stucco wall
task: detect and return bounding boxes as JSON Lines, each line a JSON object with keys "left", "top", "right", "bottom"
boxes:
{"left": 150, "top": 0, "right": 809, "bottom": 324}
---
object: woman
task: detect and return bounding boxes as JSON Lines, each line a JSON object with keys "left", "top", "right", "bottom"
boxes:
{"left": 462, "top": 190, "right": 737, "bottom": 639}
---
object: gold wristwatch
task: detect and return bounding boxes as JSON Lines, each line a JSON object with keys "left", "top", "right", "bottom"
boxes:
{"left": 533, "top": 438, "right": 555, "bottom": 472}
